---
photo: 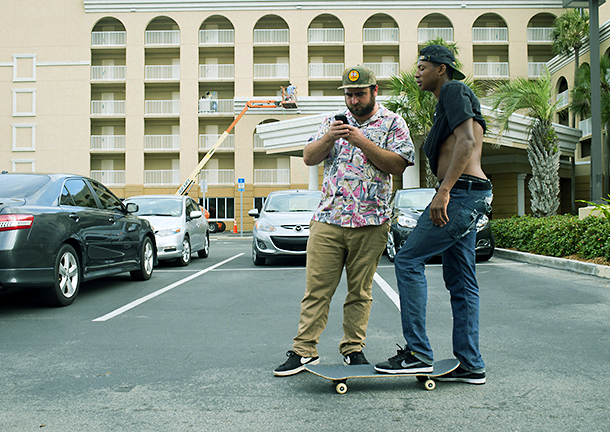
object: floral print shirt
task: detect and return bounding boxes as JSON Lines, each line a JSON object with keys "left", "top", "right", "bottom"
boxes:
{"left": 307, "top": 105, "right": 415, "bottom": 228}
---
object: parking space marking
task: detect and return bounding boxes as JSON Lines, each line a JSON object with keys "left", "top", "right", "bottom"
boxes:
{"left": 374, "top": 272, "right": 401, "bottom": 311}
{"left": 92, "top": 253, "right": 244, "bottom": 322}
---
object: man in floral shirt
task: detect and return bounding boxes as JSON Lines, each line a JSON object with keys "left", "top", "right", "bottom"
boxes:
{"left": 274, "top": 66, "right": 414, "bottom": 376}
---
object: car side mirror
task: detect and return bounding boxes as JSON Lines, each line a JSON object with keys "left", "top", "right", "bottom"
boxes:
{"left": 248, "top": 208, "right": 259, "bottom": 218}
{"left": 190, "top": 210, "right": 203, "bottom": 219}
{"left": 125, "top": 202, "right": 139, "bottom": 213}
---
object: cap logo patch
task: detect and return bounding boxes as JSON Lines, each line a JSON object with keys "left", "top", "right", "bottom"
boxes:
{"left": 348, "top": 70, "right": 360, "bottom": 82}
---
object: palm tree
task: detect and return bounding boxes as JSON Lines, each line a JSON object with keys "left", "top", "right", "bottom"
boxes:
{"left": 489, "top": 73, "right": 561, "bottom": 217}
{"left": 551, "top": 9, "right": 589, "bottom": 77}
{"left": 570, "top": 57, "right": 610, "bottom": 196}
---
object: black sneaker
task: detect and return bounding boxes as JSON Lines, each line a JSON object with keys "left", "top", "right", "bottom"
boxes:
{"left": 343, "top": 351, "right": 369, "bottom": 366}
{"left": 273, "top": 350, "right": 320, "bottom": 377}
{"left": 436, "top": 366, "right": 486, "bottom": 384}
{"left": 374, "top": 345, "right": 433, "bottom": 374}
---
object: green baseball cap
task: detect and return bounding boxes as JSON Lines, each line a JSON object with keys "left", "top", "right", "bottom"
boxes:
{"left": 338, "top": 65, "right": 377, "bottom": 89}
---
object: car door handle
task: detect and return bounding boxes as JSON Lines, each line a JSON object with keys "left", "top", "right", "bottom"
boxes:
{"left": 69, "top": 213, "right": 80, "bottom": 223}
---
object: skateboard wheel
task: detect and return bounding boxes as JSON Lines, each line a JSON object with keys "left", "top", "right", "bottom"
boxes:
{"left": 424, "top": 379, "right": 436, "bottom": 391}
{"left": 335, "top": 383, "right": 348, "bottom": 394}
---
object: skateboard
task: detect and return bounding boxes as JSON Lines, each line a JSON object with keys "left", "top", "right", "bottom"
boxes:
{"left": 305, "top": 358, "right": 459, "bottom": 394}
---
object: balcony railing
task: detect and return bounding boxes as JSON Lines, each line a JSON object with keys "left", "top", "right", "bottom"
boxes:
{"left": 308, "top": 28, "right": 344, "bottom": 44}
{"left": 418, "top": 28, "right": 454, "bottom": 43}
{"left": 309, "top": 63, "right": 344, "bottom": 79}
{"left": 91, "top": 31, "right": 126, "bottom": 47}
{"left": 579, "top": 118, "right": 592, "bottom": 137}
{"left": 145, "top": 65, "right": 180, "bottom": 80}
{"left": 253, "top": 29, "right": 289, "bottom": 44}
{"left": 528, "top": 62, "right": 548, "bottom": 78}
{"left": 144, "top": 169, "right": 180, "bottom": 185}
{"left": 253, "top": 63, "right": 290, "bottom": 79}
{"left": 199, "top": 64, "right": 235, "bottom": 80}
{"left": 145, "top": 100, "right": 180, "bottom": 115}
{"left": 144, "top": 135, "right": 180, "bottom": 151}
{"left": 363, "top": 28, "right": 399, "bottom": 43}
{"left": 527, "top": 27, "right": 553, "bottom": 43}
{"left": 145, "top": 30, "right": 180, "bottom": 46}
{"left": 91, "top": 135, "right": 126, "bottom": 151}
{"left": 91, "top": 65, "right": 126, "bottom": 81}
{"left": 472, "top": 27, "right": 508, "bottom": 43}
{"left": 90, "top": 170, "right": 125, "bottom": 186}
{"left": 473, "top": 62, "right": 509, "bottom": 78}
{"left": 91, "top": 100, "right": 126, "bottom": 115}
{"left": 198, "top": 99, "right": 234, "bottom": 114}
{"left": 557, "top": 89, "right": 569, "bottom": 109}
{"left": 199, "top": 29, "right": 235, "bottom": 45}
{"left": 363, "top": 62, "right": 399, "bottom": 79}
{"left": 199, "top": 134, "right": 235, "bottom": 150}
{"left": 254, "top": 169, "right": 290, "bottom": 185}
{"left": 199, "top": 169, "right": 235, "bottom": 185}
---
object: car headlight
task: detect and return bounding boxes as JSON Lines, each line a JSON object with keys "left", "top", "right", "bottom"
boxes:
{"left": 476, "top": 215, "right": 489, "bottom": 232}
{"left": 397, "top": 214, "right": 418, "bottom": 228}
{"left": 156, "top": 227, "right": 181, "bottom": 237}
{"left": 255, "top": 220, "right": 276, "bottom": 232}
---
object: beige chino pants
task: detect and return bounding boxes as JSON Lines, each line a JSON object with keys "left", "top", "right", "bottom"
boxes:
{"left": 292, "top": 220, "right": 388, "bottom": 357}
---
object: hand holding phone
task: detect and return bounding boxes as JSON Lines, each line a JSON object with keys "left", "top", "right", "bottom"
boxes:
{"left": 334, "top": 114, "right": 348, "bottom": 124}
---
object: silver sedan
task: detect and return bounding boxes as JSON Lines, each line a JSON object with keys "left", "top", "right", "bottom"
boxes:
{"left": 125, "top": 195, "right": 210, "bottom": 266}
{"left": 249, "top": 190, "right": 322, "bottom": 266}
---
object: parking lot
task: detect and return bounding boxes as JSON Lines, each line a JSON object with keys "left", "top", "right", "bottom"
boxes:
{"left": 1, "top": 235, "right": 609, "bottom": 432}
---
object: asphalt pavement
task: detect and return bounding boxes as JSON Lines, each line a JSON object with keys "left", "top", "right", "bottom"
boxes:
{"left": 0, "top": 235, "right": 608, "bottom": 431}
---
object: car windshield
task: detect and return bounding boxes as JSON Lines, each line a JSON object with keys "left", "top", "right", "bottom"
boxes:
{"left": 0, "top": 175, "right": 50, "bottom": 198}
{"left": 396, "top": 190, "right": 436, "bottom": 209}
{"left": 264, "top": 193, "right": 320, "bottom": 212}
{"left": 128, "top": 198, "right": 183, "bottom": 217}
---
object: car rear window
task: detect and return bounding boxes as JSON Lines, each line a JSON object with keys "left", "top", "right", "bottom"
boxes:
{"left": 0, "top": 175, "right": 50, "bottom": 198}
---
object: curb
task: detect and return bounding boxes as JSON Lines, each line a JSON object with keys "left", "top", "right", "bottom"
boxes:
{"left": 495, "top": 248, "right": 610, "bottom": 280}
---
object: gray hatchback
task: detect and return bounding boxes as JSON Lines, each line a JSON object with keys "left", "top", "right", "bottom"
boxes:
{"left": 249, "top": 190, "right": 321, "bottom": 266}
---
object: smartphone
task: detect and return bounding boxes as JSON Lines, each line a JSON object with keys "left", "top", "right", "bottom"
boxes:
{"left": 335, "top": 114, "right": 348, "bottom": 124}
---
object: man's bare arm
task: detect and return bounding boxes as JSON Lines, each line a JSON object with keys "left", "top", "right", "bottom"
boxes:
{"left": 303, "top": 121, "right": 345, "bottom": 166}
{"left": 346, "top": 126, "right": 408, "bottom": 176}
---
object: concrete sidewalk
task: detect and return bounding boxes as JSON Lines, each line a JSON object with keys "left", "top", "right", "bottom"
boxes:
{"left": 495, "top": 248, "right": 610, "bottom": 279}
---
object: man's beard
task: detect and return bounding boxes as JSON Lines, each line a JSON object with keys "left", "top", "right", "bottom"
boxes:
{"left": 348, "top": 98, "right": 376, "bottom": 117}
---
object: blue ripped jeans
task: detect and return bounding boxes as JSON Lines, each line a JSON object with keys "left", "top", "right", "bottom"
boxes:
{"left": 394, "top": 188, "right": 492, "bottom": 372}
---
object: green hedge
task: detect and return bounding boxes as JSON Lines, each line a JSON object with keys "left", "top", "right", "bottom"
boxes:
{"left": 491, "top": 215, "right": 610, "bottom": 261}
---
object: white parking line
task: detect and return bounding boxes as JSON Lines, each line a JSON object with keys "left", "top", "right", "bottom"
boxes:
{"left": 374, "top": 272, "right": 400, "bottom": 311}
{"left": 92, "top": 253, "right": 244, "bottom": 322}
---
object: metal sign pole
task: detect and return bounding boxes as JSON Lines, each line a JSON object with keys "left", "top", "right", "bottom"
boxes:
{"left": 238, "top": 178, "right": 245, "bottom": 237}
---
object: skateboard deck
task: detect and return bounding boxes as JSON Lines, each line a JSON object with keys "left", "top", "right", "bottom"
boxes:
{"left": 305, "top": 358, "right": 459, "bottom": 394}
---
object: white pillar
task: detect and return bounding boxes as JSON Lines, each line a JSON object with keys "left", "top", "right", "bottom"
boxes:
{"left": 309, "top": 165, "right": 319, "bottom": 190}
{"left": 402, "top": 146, "right": 420, "bottom": 189}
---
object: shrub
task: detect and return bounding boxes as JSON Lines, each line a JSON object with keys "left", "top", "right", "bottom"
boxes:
{"left": 491, "top": 214, "right": 610, "bottom": 260}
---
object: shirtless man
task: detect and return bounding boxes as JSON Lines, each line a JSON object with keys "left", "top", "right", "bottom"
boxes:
{"left": 375, "top": 45, "right": 492, "bottom": 385}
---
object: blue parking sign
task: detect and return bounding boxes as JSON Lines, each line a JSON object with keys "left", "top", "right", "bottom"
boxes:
{"left": 238, "top": 178, "right": 245, "bottom": 192}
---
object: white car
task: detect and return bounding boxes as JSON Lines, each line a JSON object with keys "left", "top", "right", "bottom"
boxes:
{"left": 249, "top": 190, "right": 322, "bottom": 266}
{"left": 124, "top": 195, "right": 209, "bottom": 266}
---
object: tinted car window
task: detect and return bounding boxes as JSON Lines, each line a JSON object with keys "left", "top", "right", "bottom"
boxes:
{"left": 60, "top": 186, "right": 76, "bottom": 206}
{"left": 63, "top": 179, "right": 98, "bottom": 208}
{"left": 186, "top": 199, "right": 198, "bottom": 215}
{"left": 90, "top": 180, "right": 124, "bottom": 211}
{"left": 0, "top": 174, "right": 50, "bottom": 198}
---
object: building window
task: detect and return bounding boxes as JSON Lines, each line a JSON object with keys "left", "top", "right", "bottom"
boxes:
{"left": 13, "top": 89, "right": 36, "bottom": 116}
{"left": 11, "top": 159, "right": 35, "bottom": 173}
{"left": 253, "top": 196, "right": 266, "bottom": 212}
{"left": 205, "top": 197, "right": 235, "bottom": 219}
{"left": 13, "top": 54, "right": 36, "bottom": 82}
{"left": 12, "top": 124, "right": 36, "bottom": 151}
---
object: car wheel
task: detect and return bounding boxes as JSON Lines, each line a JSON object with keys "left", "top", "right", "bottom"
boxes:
{"left": 209, "top": 221, "right": 218, "bottom": 233}
{"left": 198, "top": 233, "right": 210, "bottom": 258}
{"left": 477, "top": 235, "right": 495, "bottom": 262}
{"left": 217, "top": 221, "right": 226, "bottom": 233}
{"left": 131, "top": 236, "right": 154, "bottom": 281}
{"left": 178, "top": 236, "right": 191, "bottom": 266}
{"left": 386, "top": 232, "right": 398, "bottom": 263}
{"left": 252, "top": 243, "right": 265, "bottom": 266}
{"left": 44, "top": 244, "right": 80, "bottom": 307}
